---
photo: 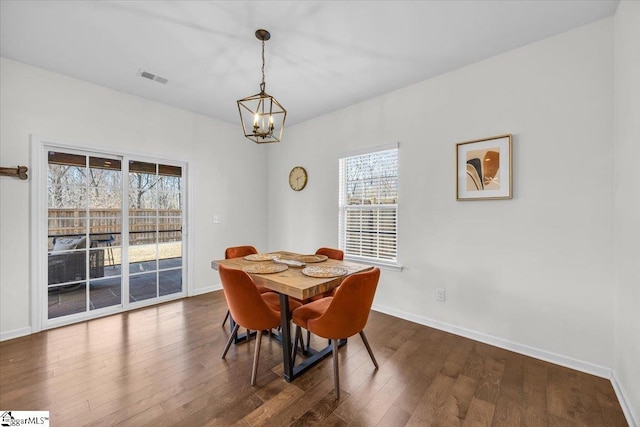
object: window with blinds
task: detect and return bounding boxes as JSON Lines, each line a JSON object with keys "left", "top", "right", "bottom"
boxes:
{"left": 339, "top": 147, "right": 398, "bottom": 264}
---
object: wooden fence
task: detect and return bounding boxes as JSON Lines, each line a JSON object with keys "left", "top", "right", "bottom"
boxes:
{"left": 48, "top": 208, "right": 182, "bottom": 245}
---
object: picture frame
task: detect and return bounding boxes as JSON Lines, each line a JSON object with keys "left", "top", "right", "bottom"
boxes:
{"left": 456, "top": 134, "right": 512, "bottom": 200}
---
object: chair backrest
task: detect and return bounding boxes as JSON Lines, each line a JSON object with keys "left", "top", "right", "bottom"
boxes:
{"left": 308, "top": 267, "right": 380, "bottom": 339}
{"left": 315, "top": 247, "right": 344, "bottom": 261}
{"left": 218, "top": 264, "right": 280, "bottom": 330}
{"left": 225, "top": 245, "right": 258, "bottom": 259}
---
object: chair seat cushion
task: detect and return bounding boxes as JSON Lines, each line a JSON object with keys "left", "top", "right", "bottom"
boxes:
{"left": 293, "top": 287, "right": 334, "bottom": 304}
{"left": 262, "top": 292, "right": 304, "bottom": 313}
{"left": 256, "top": 284, "right": 270, "bottom": 294}
{"left": 291, "top": 297, "right": 333, "bottom": 329}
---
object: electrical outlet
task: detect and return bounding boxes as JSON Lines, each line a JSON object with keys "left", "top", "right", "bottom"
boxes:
{"left": 213, "top": 215, "right": 221, "bottom": 224}
{"left": 436, "top": 288, "right": 446, "bottom": 302}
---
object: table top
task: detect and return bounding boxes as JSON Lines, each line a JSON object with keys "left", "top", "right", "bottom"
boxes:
{"left": 211, "top": 251, "right": 373, "bottom": 300}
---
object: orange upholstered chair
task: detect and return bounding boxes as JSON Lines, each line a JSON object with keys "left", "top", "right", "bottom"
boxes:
{"left": 219, "top": 265, "right": 285, "bottom": 385}
{"left": 222, "top": 245, "right": 270, "bottom": 327}
{"left": 314, "top": 247, "right": 344, "bottom": 299}
{"left": 291, "top": 267, "right": 380, "bottom": 399}
{"left": 225, "top": 245, "right": 258, "bottom": 259}
{"left": 315, "top": 247, "right": 344, "bottom": 261}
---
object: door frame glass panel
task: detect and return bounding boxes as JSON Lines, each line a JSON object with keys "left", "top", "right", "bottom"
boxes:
{"left": 30, "top": 136, "right": 188, "bottom": 332}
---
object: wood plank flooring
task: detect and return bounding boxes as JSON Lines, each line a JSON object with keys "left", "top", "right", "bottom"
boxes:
{"left": 0, "top": 291, "right": 627, "bottom": 426}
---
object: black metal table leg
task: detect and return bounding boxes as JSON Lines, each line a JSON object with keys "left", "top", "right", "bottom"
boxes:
{"left": 278, "top": 293, "right": 347, "bottom": 382}
{"left": 279, "top": 293, "right": 294, "bottom": 381}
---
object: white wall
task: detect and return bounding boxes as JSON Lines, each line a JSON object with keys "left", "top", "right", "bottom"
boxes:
{"left": 0, "top": 57, "right": 269, "bottom": 337}
{"left": 268, "top": 18, "right": 615, "bottom": 373}
{"left": 613, "top": 1, "right": 640, "bottom": 424}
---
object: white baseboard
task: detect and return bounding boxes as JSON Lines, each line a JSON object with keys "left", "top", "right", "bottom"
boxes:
{"left": 0, "top": 326, "right": 32, "bottom": 342}
{"left": 611, "top": 370, "right": 638, "bottom": 427}
{"left": 190, "top": 284, "right": 221, "bottom": 296}
{"left": 372, "top": 303, "right": 612, "bottom": 379}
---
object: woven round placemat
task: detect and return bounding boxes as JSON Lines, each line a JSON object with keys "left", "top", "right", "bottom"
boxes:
{"left": 295, "top": 254, "right": 329, "bottom": 263}
{"left": 301, "top": 266, "right": 348, "bottom": 278}
{"left": 244, "top": 253, "right": 281, "bottom": 261}
{"left": 242, "top": 263, "right": 288, "bottom": 274}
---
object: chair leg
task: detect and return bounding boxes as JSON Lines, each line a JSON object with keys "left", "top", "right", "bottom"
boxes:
{"left": 251, "top": 330, "right": 263, "bottom": 386}
{"left": 295, "top": 325, "right": 307, "bottom": 353}
{"left": 332, "top": 339, "right": 340, "bottom": 399}
{"left": 306, "top": 329, "right": 311, "bottom": 352}
{"left": 221, "top": 309, "right": 230, "bottom": 327}
{"left": 299, "top": 328, "right": 306, "bottom": 354}
{"left": 359, "top": 330, "right": 378, "bottom": 369}
{"left": 106, "top": 244, "right": 114, "bottom": 266}
{"left": 221, "top": 323, "right": 240, "bottom": 358}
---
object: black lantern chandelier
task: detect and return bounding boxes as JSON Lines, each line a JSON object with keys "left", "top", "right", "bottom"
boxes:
{"left": 237, "top": 29, "right": 286, "bottom": 144}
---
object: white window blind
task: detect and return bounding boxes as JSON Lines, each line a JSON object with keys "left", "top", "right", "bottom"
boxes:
{"left": 339, "top": 147, "right": 398, "bottom": 263}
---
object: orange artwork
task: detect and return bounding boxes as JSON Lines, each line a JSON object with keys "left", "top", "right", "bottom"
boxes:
{"left": 466, "top": 148, "right": 500, "bottom": 191}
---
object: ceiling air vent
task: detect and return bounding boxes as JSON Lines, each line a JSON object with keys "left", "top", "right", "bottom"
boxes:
{"left": 137, "top": 69, "right": 168, "bottom": 84}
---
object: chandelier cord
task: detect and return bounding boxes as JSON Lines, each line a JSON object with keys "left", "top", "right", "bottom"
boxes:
{"left": 260, "top": 39, "right": 266, "bottom": 92}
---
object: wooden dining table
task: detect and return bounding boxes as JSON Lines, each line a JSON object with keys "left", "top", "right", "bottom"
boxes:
{"left": 211, "top": 251, "right": 373, "bottom": 382}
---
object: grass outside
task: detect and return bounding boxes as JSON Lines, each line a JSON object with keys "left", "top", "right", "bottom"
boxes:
{"left": 109, "top": 242, "right": 182, "bottom": 265}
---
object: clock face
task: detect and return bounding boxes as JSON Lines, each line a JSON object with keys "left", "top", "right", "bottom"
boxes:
{"left": 289, "top": 166, "right": 308, "bottom": 191}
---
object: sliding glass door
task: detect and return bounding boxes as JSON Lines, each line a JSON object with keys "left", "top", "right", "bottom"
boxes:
{"left": 45, "top": 148, "right": 185, "bottom": 324}
{"left": 128, "top": 161, "right": 183, "bottom": 303}
{"left": 47, "top": 152, "right": 123, "bottom": 319}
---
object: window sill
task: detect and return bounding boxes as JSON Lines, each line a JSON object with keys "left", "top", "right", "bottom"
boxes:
{"left": 344, "top": 256, "right": 404, "bottom": 272}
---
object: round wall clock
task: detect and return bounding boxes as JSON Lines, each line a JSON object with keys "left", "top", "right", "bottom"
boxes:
{"left": 289, "top": 166, "right": 308, "bottom": 191}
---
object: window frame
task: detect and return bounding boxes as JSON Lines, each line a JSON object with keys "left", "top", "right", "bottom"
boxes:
{"left": 338, "top": 143, "right": 402, "bottom": 271}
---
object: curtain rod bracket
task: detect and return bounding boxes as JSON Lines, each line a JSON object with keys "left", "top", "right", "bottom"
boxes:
{"left": 0, "top": 166, "right": 29, "bottom": 180}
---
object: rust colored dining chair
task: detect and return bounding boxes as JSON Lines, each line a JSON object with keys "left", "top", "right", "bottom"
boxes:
{"left": 222, "top": 245, "right": 270, "bottom": 327}
{"left": 313, "top": 247, "right": 344, "bottom": 299}
{"left": 291, "top": 267, "right": 380, "bottom": 399}
{"left": 218, "top": 264, "right": 286, "bottom": 385}
{"left": 225, "top": 245, "right": 258, "bottom": 260}
{"left": 315, "top": 247, "right": 344, "bottom": 261}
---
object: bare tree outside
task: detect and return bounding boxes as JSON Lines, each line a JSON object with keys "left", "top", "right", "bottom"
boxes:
{"left": 47, "top": 153, "right": 182, "bottom": 251}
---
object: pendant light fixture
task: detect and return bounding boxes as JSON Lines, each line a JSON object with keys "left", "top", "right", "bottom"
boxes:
{"left": 237, "top": 29, "right": 286, "bottom": 143}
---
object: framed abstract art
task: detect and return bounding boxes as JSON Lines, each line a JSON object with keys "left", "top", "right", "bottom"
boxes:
{"left": 456, "top": 134, "right": 512, "bottom": 200}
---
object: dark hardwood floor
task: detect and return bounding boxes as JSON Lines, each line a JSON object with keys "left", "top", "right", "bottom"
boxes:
{"left": 0, "top": 291, "right": 627, "bottom": 426}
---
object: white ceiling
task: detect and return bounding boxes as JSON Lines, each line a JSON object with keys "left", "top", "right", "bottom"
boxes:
{"left": 0, "top": 0, "right": 619, "bottom": 127}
